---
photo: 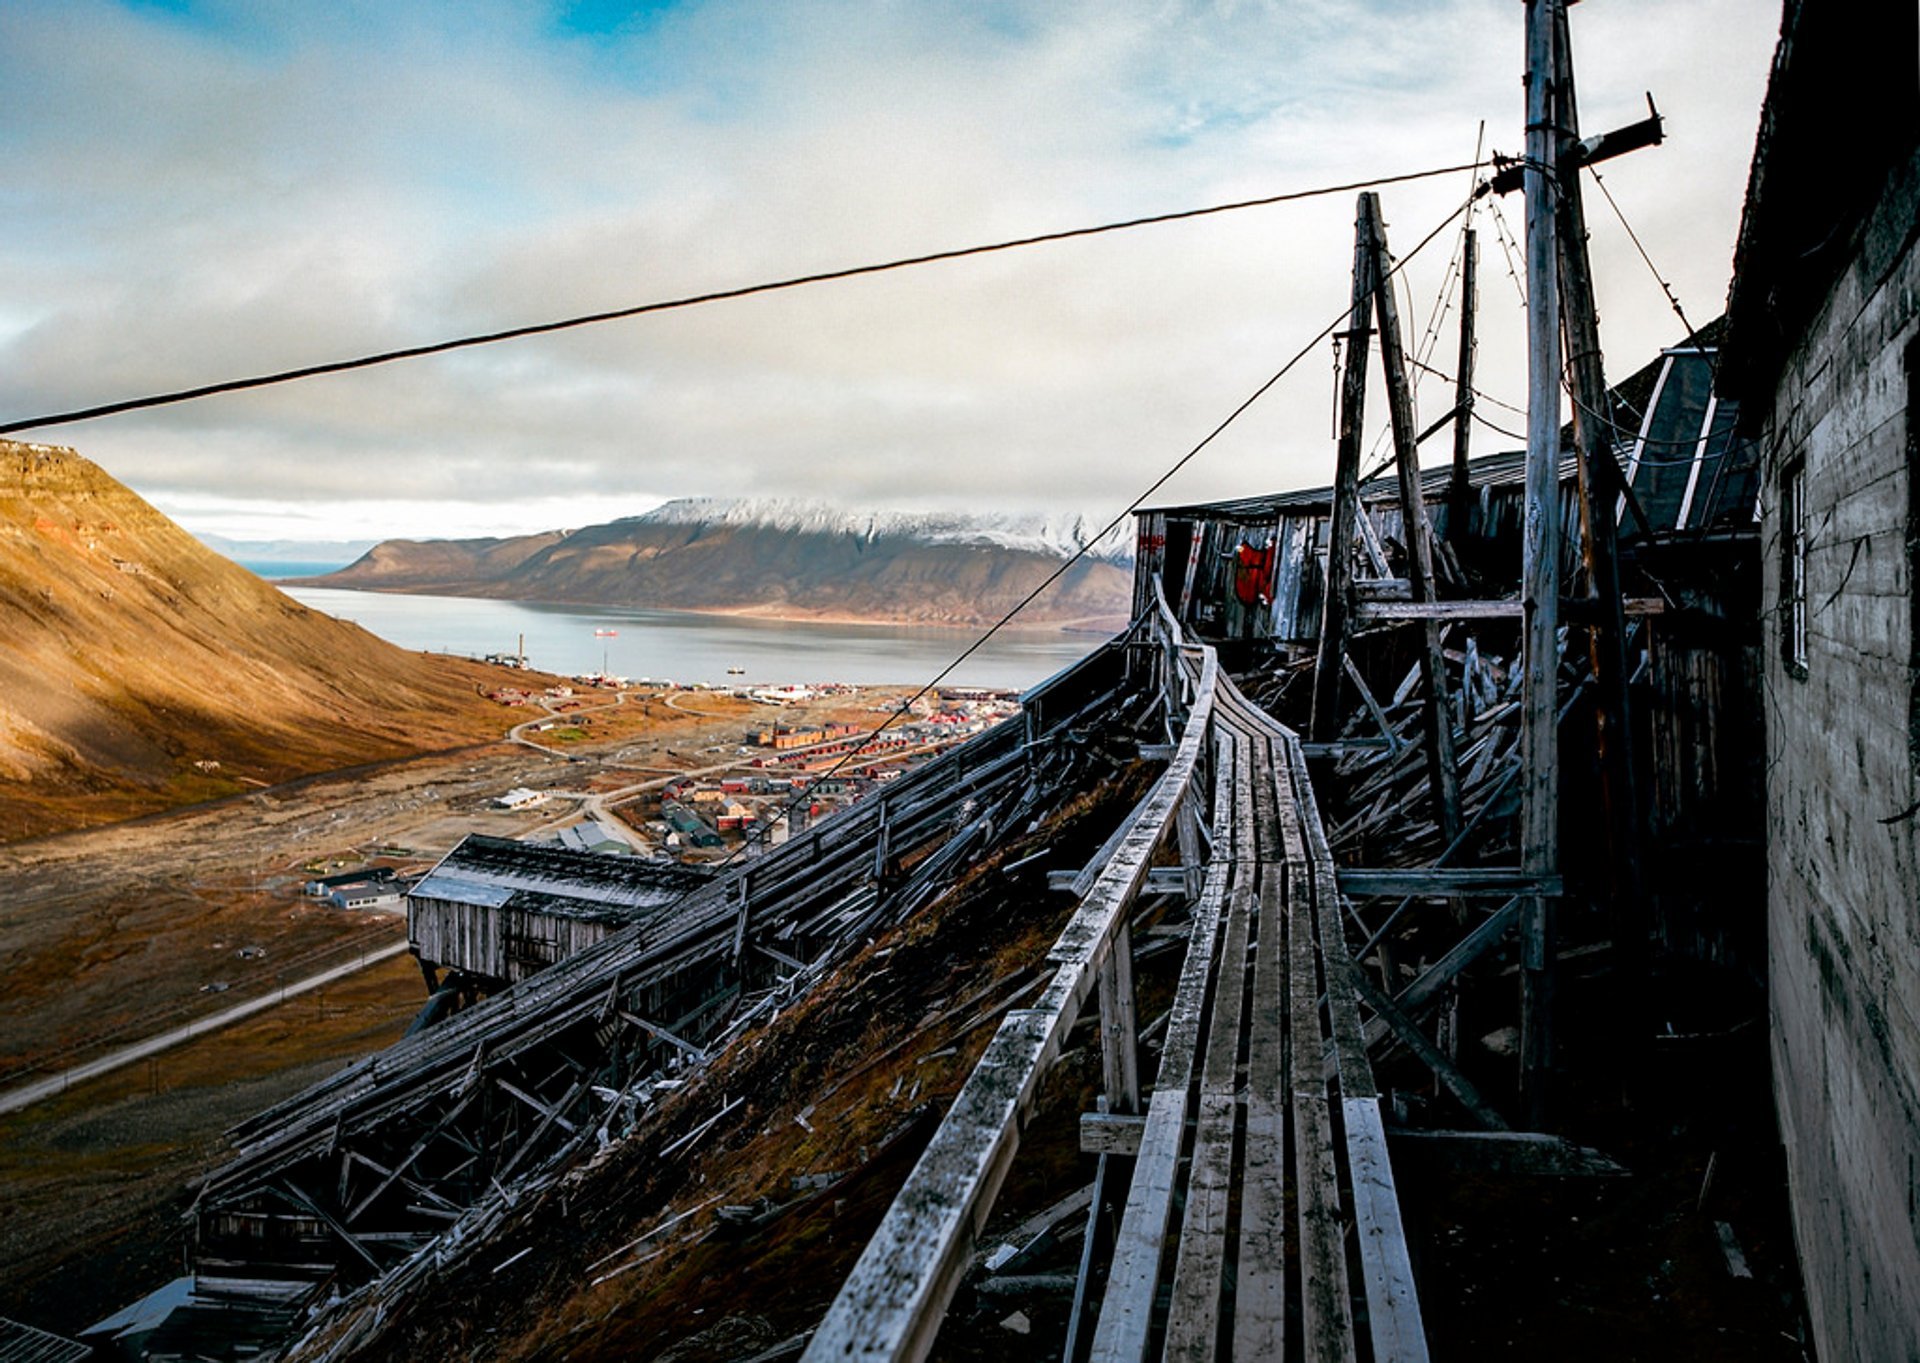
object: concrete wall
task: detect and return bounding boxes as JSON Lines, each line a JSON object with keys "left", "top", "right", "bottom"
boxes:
{"left": 1759, "top": 148, "right": 1920, "bottom": 1362}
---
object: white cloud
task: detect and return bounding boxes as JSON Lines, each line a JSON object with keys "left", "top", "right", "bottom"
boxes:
{"left": 0, "top": 0, "right": 1777, "bottom": 543}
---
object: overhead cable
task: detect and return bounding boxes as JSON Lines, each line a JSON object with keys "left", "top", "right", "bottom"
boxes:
{"left": 0, "top": 160, "right": 1483, "bottom": 437}
{"left": 712, "top": 190, "right": 1478, "bottom": 870}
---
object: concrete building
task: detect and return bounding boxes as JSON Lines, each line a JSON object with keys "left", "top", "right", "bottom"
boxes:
{"left": 1719, "top": 5, "right": 1920, "bottom": 1357}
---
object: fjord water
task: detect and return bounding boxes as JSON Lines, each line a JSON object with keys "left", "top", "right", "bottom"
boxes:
{"left": 282, "top": 586, "right": 1101, "bottom": 690}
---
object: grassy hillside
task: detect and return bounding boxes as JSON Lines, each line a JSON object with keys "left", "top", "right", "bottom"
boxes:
{"left": 0, "top": 441, "right": 512, "bottom": 841}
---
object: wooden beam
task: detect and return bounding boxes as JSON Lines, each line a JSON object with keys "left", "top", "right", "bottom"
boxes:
{"left": 1336, "top": 869, "right": 1561, "bottom": 898}
{"left": 1344, "top": 956, "right": 1508, "bottom": 1132}
{"left": 618, "top": 1009, "right": 705, "bottom": 1059}
{"left": 1520, "top": 0, "right": 1563, "bottom": 1128}
{"left": 1386, "top": 1129, "right": 1628, "bottom": 1178}
{"left": 1343, "top": 653, "right": 1403, "bottom": 753}
{"left": 803, "top": 628, "right": 1219, "bottom": 1363}
{"left": 1447, "top": 227, "right": 1479, "bottom": 542}
{"left": 1362, "top": 898, "right": 1522, "bottom": 1051}
{"left": 1367, "top": 188, "right": 1464, "bottom": 849}
{"left": 1097, "top": 920, "right": 1142, "bottom": 1115}
{"left": 1552, "top": 0, "right": 1646, "bottom": 1094}
{"left": 1354, "top": 599, "right": 1522, "bottom": 621}
{"left": 1077, "top": 1110, "right": 1147, "bottom": 1157}
{"left": 1310, "top": 194, "right": 1379, "bottom": 742}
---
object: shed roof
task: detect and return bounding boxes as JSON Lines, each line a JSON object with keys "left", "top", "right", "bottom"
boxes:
{"left": 1720, "top": 0, "right": 1920, "bottom": 407}
{"left": 0, "top": 1318, "right": 90, "bottom": 1363}
{"left": 410, "top": 834, "right": 711, "bottom": 925}
{"left": 1143, "top": 340, "right": 1757, "bottom": 537}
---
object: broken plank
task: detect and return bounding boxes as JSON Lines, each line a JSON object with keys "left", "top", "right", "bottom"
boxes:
{"left": 1345, "top": 960, "right": 1508, "bottom": 1132}
{"left": 1385, "top": 1129, "right": 1628, "bottom": 1178}
{"left": 1336, "top": 869, "right": 1562, "bottom": 898}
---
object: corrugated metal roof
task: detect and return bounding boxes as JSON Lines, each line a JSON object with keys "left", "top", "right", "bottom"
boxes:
{"left": 410, "top": 834, "right": 711, "bottom": 924}
{"left": 0, "top": 1317, "right": 90, "bottom": 1363}
{"left": 1143, "top": 343, "right": 1757, "bottom": 538}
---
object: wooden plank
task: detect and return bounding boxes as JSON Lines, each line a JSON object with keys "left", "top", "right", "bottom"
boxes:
{"left": 1162, "top": 853, "right": 1254, "bottom": 1362}
{"left": 1077, "top": 1111, "right": 1147, "bottom": 1157}
{"left": 1336, "top": 869, "right": 1562, "bottom": 897}
{"left": 1298, "top": 719, "right": 1430, "bottom": 1359}
{"left": 1387, "top": 1129, "right": 1629, "bottom": 1178}
{"left": 1278, "top": 750, "right": 1358, "bottom": 1363}
{"left": 1089, "top": 732, "right": 1240, "bottom": 1363}
{"left": 806, "top": 621, "right": 1219, "bottom": 1363}
{"left": 1343, "top": 1098, "right": 1430, "bottom": 1361}
{"left": 1231, "top": 734, "right": 1289, "bottom": 1362}
{"left": 800, "top": 1006, "right": 1065, "bottom": 1363}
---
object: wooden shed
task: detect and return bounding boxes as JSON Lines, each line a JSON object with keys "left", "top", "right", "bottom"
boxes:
{"left": 408, "top": 835, "right": 712, "bottom": 987}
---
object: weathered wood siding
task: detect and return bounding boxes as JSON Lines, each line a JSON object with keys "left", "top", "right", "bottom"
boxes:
{"left": 1758, "top": 147, "right": 1920, "bottom": 1363}
{"left": 410, "top": 896, "right": 621, "bottom": 986}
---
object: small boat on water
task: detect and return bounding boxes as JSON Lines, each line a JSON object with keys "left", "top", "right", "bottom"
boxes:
{"left": 727, "top": 666, "right": 745, "bottom": 675}
{"left": 593, "top": 628, "right": 618, "bottom": 637}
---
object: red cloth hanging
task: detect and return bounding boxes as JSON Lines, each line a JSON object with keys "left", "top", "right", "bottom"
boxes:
{"left": 1233, "top": 539, "right": 1277, "bottom": 607}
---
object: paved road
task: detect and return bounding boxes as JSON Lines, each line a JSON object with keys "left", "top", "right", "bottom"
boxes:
{"left": 0, "top": 937, "right": 413, "bottom": 1118}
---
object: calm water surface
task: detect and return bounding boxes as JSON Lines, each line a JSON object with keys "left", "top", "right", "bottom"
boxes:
{"left": 282, "top": 586, "right": 1105, "bottom": 691}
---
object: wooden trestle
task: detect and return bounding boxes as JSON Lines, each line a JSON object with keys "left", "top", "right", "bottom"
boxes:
{"left": 804, "top": 596, "right": 1425, "bottom": 1362}
{"left": 192, "top": 640, "right": 1138, "bottom": 1301}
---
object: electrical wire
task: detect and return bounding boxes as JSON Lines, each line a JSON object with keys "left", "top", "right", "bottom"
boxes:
{"left": 1586, "top": 165, "right": 1711, "bottom": 366}
{"left": 709, "top": 189, "right": 1478, "bottom": 871}
{"left": 0, "top": 160, "right": 1485, "bottom": 437}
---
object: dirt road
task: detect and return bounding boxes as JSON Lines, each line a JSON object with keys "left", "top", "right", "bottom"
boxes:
{"left": 0, "top": 938, "right": 413, "bottom": 1118}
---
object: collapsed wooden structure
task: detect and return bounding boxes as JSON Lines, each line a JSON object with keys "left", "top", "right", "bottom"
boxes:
{"left": 144, "top": 11, "right": 1778, "bottom": 1358}
{"left": 183, "top": 639, "right": 1152, "bottom": 1347}
{"left": 804, "top": 594, "right": 1426, "bottom": 1361}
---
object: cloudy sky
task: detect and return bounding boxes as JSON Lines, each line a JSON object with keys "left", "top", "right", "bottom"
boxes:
{"left": 0, "top": 0, "right": 1779, "bottom": 546}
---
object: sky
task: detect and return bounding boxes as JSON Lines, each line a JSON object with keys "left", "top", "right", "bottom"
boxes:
{"left": 0, "top": 0, "right": 1780, "bottom": 546}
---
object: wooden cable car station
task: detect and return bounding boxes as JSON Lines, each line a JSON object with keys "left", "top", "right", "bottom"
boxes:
{"left": 73, "top": 4, "right": 1918, "bottom": 1361}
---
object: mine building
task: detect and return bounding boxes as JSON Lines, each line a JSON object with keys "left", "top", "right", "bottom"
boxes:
{"left": 407, "top": 834, "right": 712, "bottom": 989}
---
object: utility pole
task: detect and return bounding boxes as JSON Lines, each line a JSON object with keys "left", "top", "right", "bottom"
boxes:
{"left": 1551, "top": 0, "right": 1647, "bottom": 1076}
{"left": 1520, "top": 0, "right": 1562, "bottom": 1126}
{"left": 1309, "top": 195, "right": 1379, "bottom": 743}
{"left": 1367, "top": 195, "right": 1465, "bottom": 846}
{"left": 1448, "top": 229, "right": 1479, "bottom": 543}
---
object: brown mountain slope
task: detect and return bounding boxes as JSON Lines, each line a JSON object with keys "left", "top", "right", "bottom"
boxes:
{"left": 0, "top": 441, "right": 510, "bottom": 842}
{"left": 304, "top": 503, "right": 1133, "bottom": 630}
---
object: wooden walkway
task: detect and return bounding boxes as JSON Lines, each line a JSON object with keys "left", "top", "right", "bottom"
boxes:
{"left": 804, "top": 604, "right": 1426, "bottom": 1362}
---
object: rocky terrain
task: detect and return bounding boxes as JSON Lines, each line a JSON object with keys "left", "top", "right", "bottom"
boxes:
{"left": 300, "top": 497, "right": 1134, "bottom": 630}
{"left": 0, "top": 440, "right": 511, "bottom": 841}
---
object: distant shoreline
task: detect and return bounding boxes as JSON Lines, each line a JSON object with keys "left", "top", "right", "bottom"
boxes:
{"left": 275, "top": 578, "right": 1127, "bottom": 637}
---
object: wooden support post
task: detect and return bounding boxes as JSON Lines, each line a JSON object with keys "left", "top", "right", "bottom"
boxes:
{"left": 1310, "top": 194, "right": 1378, "bottom": 743}
{"left": 1345, "top": 957, "right": 1509, "bottom": 1132}
{"left": 1448, "top": 228, "right": 1479, "bottom": 541}
{"left": 1096, "top": 922, "right": 1141, "bottom": 1115}
{"left": 1367, "top": 191, "right": 1465, "bottom": 847}
{"left": 1551, "top": 0, "right": 1647, "bottom": 1069}
{"left": 1520, "top": 0, "right": 1563, "bottom": 1127}
{"left": 1175, "top": 793, "right": 1205, "bottom": 902}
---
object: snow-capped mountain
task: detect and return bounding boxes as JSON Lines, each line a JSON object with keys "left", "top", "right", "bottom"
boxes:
{"left": 627, "top": 498, "right": 1133, "bottom": 564}
{"left": 303, "top": 496, "right": 1135, "bottom": 630}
